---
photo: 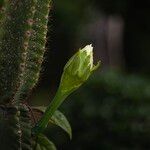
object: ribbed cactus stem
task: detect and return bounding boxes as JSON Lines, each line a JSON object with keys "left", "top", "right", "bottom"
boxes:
{"left": 19, "top": 104, "right": 32, "bottom": 150}
{"left": 0, "top": 105, "right": 33, "bottom": 150}
{"left": 0, "top": 106, "right": 21, "bottom": 149}
{"left": 14, "top": 0, "right": 52, "bottom": 102}
{"left": 0, "top": 0, "right": 37, "bottom": 103}
{"left": 0, "top": 0, "right": 55, "bottom": 149}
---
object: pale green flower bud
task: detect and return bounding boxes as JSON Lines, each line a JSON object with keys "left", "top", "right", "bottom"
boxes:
{"left": 59, "top": 44, "right": 100, "bottom": 94}
{"left": 33, "top": 45, "right": 100, "bottom": 134}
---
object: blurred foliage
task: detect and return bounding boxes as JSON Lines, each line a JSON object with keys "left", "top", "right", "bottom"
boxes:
{"left": 0, "top": 0, "right": 4, "bottom": 6}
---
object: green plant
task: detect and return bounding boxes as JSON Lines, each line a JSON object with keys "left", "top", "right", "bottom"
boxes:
{"left": 0, "top": 1, "right": 99, "bottom": 149}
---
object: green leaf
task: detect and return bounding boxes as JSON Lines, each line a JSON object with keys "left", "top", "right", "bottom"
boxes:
{"left": 32, "top": 107, "right": 72, "bottom": 138}
{"left": 51, "top": 110, "right": 72, "bottom": 139}
{"left": 35, "top": 134, "right": 56, "bottom": 150}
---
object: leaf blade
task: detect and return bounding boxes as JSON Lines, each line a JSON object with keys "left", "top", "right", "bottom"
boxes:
{"left": 50, "top": 110, "right": 72, "bottom": 139}
{"left": 32, "top": 107, "right": 72, "bottom": 138}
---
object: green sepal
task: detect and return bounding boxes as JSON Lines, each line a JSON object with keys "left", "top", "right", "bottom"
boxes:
{"left": 91, "top": 61, "right": 101, "bottom": 72}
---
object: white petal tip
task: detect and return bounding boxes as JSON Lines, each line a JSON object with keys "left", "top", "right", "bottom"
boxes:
{"left": 81, "top": 44, "right": 93, "bottom": 55}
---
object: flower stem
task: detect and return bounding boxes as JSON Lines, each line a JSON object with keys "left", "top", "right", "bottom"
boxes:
{"left": 33, "top": 89, "right": 68, "bottom": 134}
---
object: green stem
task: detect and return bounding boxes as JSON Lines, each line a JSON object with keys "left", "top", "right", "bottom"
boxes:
{"left": 33, "top": 89, "right": 68, "bottom": 134}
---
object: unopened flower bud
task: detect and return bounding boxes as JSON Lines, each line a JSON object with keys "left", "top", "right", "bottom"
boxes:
{"left": 59, "top": 44, "right": 100, "bottom": 94}
{"left": 33, "top": 45, "right": 100, "bottom": 134}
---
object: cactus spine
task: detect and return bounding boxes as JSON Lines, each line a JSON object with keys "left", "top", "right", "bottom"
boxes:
{"left": 0, "top": 0, "right": 37, "bottom": 103}
{"left": 14, "top": 0, "right": 52, "bottom": 102}
{"left": 0, "top": 0, "right": 51, "bottom": 149}
{"left": 0, "top": 0, "right": 51, "bottom": 103}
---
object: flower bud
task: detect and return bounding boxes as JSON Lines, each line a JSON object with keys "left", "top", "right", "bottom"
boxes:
{"left": 33, "top": 45, "right": 100, "bottom": 134}
{"left": 59, "top": 44, "right": 100, "bottom": 94}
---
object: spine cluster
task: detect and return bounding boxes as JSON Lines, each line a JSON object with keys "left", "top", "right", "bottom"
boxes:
{"left": 0, "top": 0, "right": 51, "bottom": 149}
{"left": 0, "top": 0, "right": 51, "bottom": 104}
{"left": 0, "top": 0, "right": 37, "bottom": 103}
{"left": 14, "top": 0, "right": 52, "bottom": 102}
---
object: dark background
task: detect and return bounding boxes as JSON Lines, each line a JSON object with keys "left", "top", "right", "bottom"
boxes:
{"left": 31, "top": 0, "right": 150, "bottom": 149}
{"left": 40, "top": 0, "right": 150, "bottom": 87}
{"left": 0, "top": 0, "right": 150, "bottom": 149}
